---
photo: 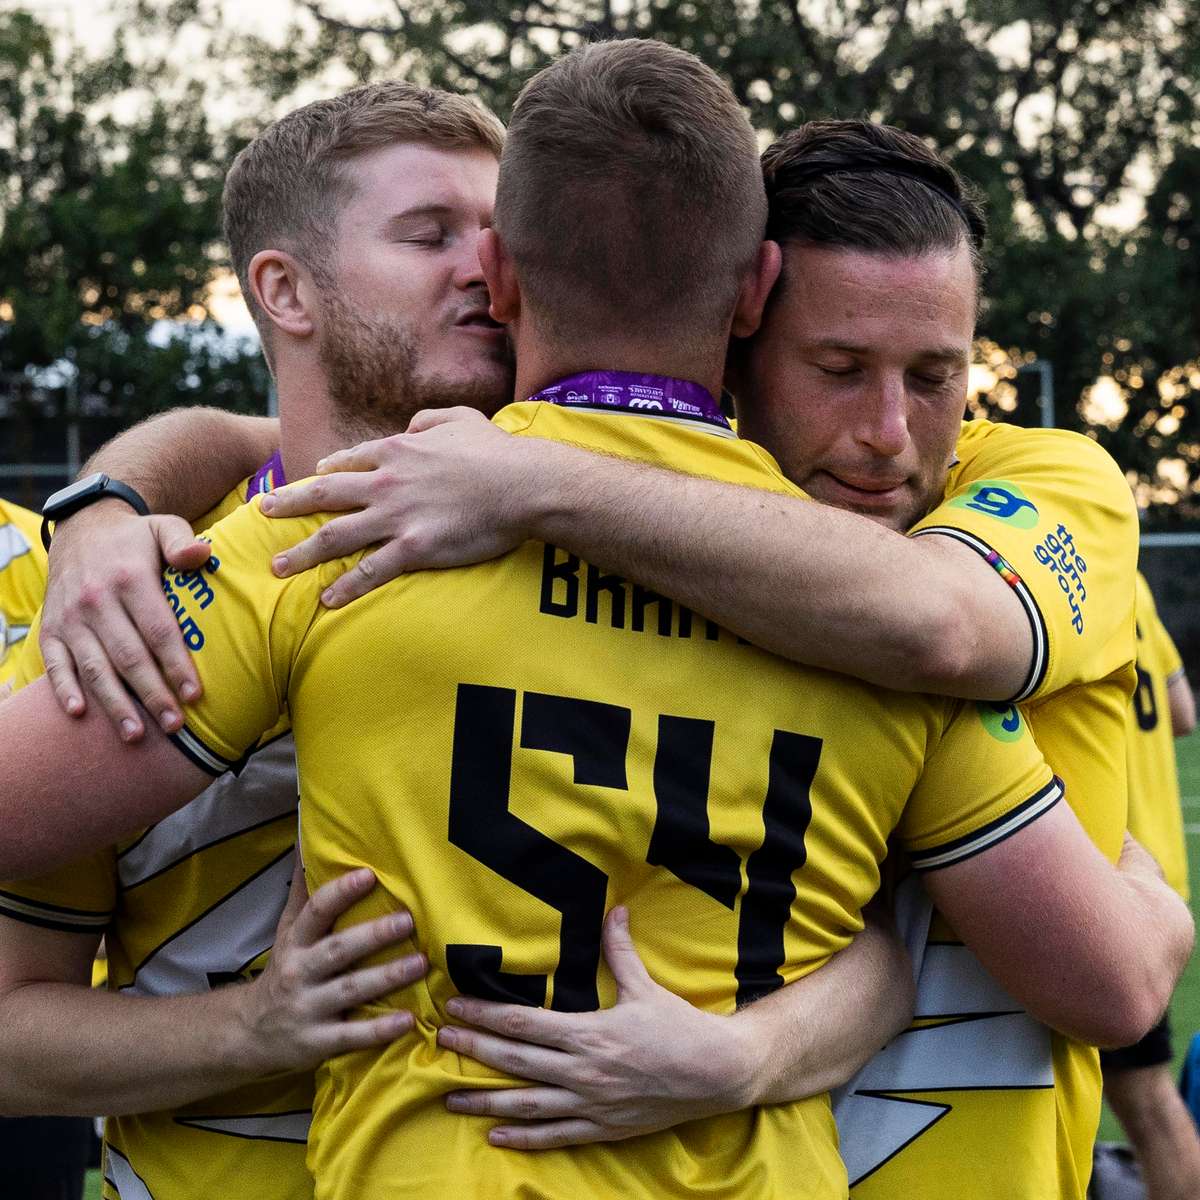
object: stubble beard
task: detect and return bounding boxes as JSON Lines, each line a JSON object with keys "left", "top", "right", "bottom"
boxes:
{"left": 318, "top": 289, "right": 514, "bottom": 440}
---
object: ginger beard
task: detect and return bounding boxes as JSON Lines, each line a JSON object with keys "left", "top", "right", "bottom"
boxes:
{"left": 318, "top": 285, "right": 515, "bottom": 438}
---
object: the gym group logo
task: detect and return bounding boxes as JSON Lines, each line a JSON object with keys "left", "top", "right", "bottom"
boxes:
{"left": 978, "top": 701, "right": 1025, "bottom": 742}
{"left": 950, "top": 479, "right": 1039, "bottom": 529}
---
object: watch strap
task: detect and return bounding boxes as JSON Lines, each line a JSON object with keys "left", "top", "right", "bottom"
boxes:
{"left": 41, "top": 476, "right": 151, "bottom": 550}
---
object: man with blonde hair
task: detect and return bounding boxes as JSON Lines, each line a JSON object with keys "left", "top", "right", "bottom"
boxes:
{"left": 0, "top": 80, "right": 508, "bottom": 1200}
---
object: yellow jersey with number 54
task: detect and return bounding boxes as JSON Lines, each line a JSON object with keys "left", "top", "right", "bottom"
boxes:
{"left": 171, "top": 397, "right": 1060, "bottom": 1200}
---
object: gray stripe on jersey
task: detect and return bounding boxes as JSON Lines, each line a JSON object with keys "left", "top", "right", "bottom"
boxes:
{"left": 121, "top": 848, "right": 294, "bottom": 998}
{"left": 119, "top": 736, "right": 296, "bottom": 888}
{"left": 104, "top": 1144, "right": 156, "bottom": 1200}
{"left": 174, "top": 1111, "right": 312, "bottom": 1144}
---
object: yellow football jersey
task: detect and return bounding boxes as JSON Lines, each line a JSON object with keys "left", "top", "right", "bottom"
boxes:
{"left": 0, "top": 498, "right": 48, "bottom": 683}
{"left": 840, "top": 420, "right": 1139, "bottom": 1200}
{"left": 0, "top": 470, "right": 314, "bottom": 1200}
{"left": 1127, "top": 571, "right": 1189, "bottom": 900}
{"left": 173, "top": 392, "right": 1060, "bottom": 1200}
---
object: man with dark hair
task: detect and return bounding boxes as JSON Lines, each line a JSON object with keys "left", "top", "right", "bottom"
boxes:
{"left": 0, "top": 43, "right": 1188, "bottom": 1200}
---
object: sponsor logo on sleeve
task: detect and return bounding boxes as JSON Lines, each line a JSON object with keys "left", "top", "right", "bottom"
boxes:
{"left": 977, "top": 701, "right": 1025, "bottom": 742}
{"left": 1032, "top": 523, "right": 1087, "bottom": 635}
{"left": 162, "top": 549, "right": 220, "bottom": 651}
{"left": 949, "top": 479, "right": 1040, "bottom": 528}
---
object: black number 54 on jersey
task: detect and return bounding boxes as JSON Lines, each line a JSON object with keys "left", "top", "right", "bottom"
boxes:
{"left": 446, "top": 683, "right": 818, "bottom": 1012}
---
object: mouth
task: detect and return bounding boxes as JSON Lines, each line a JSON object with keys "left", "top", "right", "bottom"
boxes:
{"left": 817, "top": 470, "right": 910, "bottom": 507}
{"left": 455, "top": 310, "right": 505, "bottom": 333}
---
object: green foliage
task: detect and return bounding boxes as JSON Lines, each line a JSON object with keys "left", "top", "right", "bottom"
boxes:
{"left": 0, "top": 6, "right": 267, "bottom": 426}
{"left": 4, "top": 0, "right": 1200, "bottom": 517}
{"left": 224, "top": 0, "right": 1200, "bottom": 518}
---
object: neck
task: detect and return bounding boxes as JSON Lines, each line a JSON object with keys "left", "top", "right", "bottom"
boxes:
{"left": 272, "top": 353, "right": 346, "bottom": 481}
{"left": 510, "top": 324, "right": 727, "bottom": 404}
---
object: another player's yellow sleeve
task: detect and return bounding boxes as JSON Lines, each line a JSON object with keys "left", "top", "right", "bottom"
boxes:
{"left": 896, "top": 700, "right": 1062, "bottom": 871}
{"left": 0, "top": 847, "right": 117, "bottom": 936}
{"left": 169, "top": 495, "right": 336, "bottom": 775}
{"left": 910, "top": 423, "right": 1138, "bottom": 704}
{"left": 1140, "top": 576, "right": 1185, "bottom": 683}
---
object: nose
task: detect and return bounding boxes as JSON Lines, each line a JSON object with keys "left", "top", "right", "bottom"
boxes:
{"left": 856, "top": 372, "right": 910, "bottom": 458}
{"left": 453, "top": 234, "right": 487, "bottom": 291}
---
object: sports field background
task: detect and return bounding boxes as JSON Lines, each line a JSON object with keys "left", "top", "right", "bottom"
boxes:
{"left": 79, "top": 726, "right": 1200, "bottom": 1196}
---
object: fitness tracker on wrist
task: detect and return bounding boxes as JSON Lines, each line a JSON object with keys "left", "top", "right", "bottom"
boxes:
{"left": 40, "top": 473, "right": 151, "bottom": 550}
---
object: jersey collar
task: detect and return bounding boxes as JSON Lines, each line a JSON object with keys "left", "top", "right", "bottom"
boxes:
{"left": 247, "top": 450, "right": 286, "bottom": 500}
{"left": 528, "top": 371, "right": 735, "bottom": 438}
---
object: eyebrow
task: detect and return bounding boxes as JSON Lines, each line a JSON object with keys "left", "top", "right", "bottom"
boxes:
{"left": 809, "top": 340, "right": 969, "bottom": 366}
{"left": 381, "top": 205, "right": 458, "bottom": 232}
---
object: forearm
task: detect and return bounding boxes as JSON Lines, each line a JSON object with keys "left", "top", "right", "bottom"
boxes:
{"left": 731, "top": 908, "right": 915, "bottom": 1105}
{"left": 1112, "top": 839, "right": 1195, "bottom": 1027}
{"left": 516, "top": 440, "right": 1022, "bottom": 698}
{"left": 83, "top": 407, "right": 279, "bottom": 519}
{"left": 0, "top": 980, "right": 267, "bottom": 1116}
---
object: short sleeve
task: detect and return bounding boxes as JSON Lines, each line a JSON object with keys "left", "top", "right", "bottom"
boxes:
{"left": 910, "top": 424, "right": 1138, "bottom": 705}
{"left": 0, "top": 846, "right": 117, "bottom": 934}
{"left": 168, "top": 499, "right": 326, "bottom": 776}
{"left": 896, "top": 700, "right": 1061, "bottom": 872}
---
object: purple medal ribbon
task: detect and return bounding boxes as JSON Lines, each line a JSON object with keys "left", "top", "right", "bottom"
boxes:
{"left": 247, "top": 450, "right": 286, "bottom": 500}
{"left": 529, "top": 371, "right": 731, "bottom": 434}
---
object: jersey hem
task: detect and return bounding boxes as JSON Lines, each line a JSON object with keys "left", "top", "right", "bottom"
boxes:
{"left": 911, "top": 525, "right": 1049, "bottom": 702}
{"left": 909, "top": 776, "right": 1064, "bottom": 872}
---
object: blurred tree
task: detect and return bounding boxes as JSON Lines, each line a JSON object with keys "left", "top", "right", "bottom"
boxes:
{"left": 0, "top": 6, "right": 268, "bottom": 432}
{"left": 206, "top": 0, "right": 1199, "bottom": 518}
{"left": 5, "top": 0, "right": 1200, "bottom": 517}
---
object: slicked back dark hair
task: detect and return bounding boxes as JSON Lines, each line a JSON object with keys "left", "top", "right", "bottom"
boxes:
{"left": 762, "top": 119, "right": 986, "bottom": 276}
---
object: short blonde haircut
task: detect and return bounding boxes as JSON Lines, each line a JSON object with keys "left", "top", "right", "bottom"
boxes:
{"left": 495, "top": 39, "right": 766, "bottom": 349}
{"left": 223, "top": 82, "right": 505, "bottom": 345}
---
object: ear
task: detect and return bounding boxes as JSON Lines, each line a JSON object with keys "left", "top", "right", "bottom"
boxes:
{"left": 478, "top": 228, "right": 520, "bottom": 325}
{"left": 730, "top": 240, "right": 783, "bottom": 339}
{"left": 248, "top": 249, "right": 318, "bottom": 340}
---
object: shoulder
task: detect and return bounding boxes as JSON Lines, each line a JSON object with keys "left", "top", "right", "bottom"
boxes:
{"left": 956, "top": 421, "right": 1129, "bottom": 490}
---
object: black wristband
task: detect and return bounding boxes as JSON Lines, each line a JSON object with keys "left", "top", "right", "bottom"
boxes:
{"left": 41, "top": 473, "right": 151, "bottom": 550}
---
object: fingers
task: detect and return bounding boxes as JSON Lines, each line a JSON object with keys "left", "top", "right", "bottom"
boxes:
{"left": 40, "top": 635, "right": 87, "bottom": 717}
{"left": 446, "top": 1085, "right": 583, "bottom": 1122}
{"left": 602, "top": 906, "right": 655, "bottom": 999}
{"left": 308, "top": 952, "right": 428, "bottom": 1014}
{"left": 437, "top": 1023, "right": 574, "bottom": 1086}
{"left": 156, "top": 516, "right": 211, "bottom": 572}
{"left": 271, "top": 513, "right": 379, "bottom": 579}
{"left": 60, "top": 624, "right": 147, "bottom": 742}
{"left": 405, "top": 406, "right": 481, "bottom": 434}
{"left": 262, "top": 473, "right": 372, "bottom": 521}
{"left": 317, "top": 1009, "right": 415, "bottom": 1058}
{"left": 320, "top": 547, "right": 404, "bottom": 609}
{"left": 315, "top": 439, "right": 390, "bottom": 476}
{"left": 274, "top": 855, "right": 310, "bottom": 939}
{"left": 110, "top": 559, "right": 202, "bottom": 727}
{"left": 283, "top": 867, "right": 378, "bottom": 948}
{"left": 0, "top": 682, "right": 11, "bottom": 703}
{"left": 488, "top": 1119, "right": 613, "bottom": 1151}
{"left": 443, "top": 995, "right": 577, "bottom": 1052}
